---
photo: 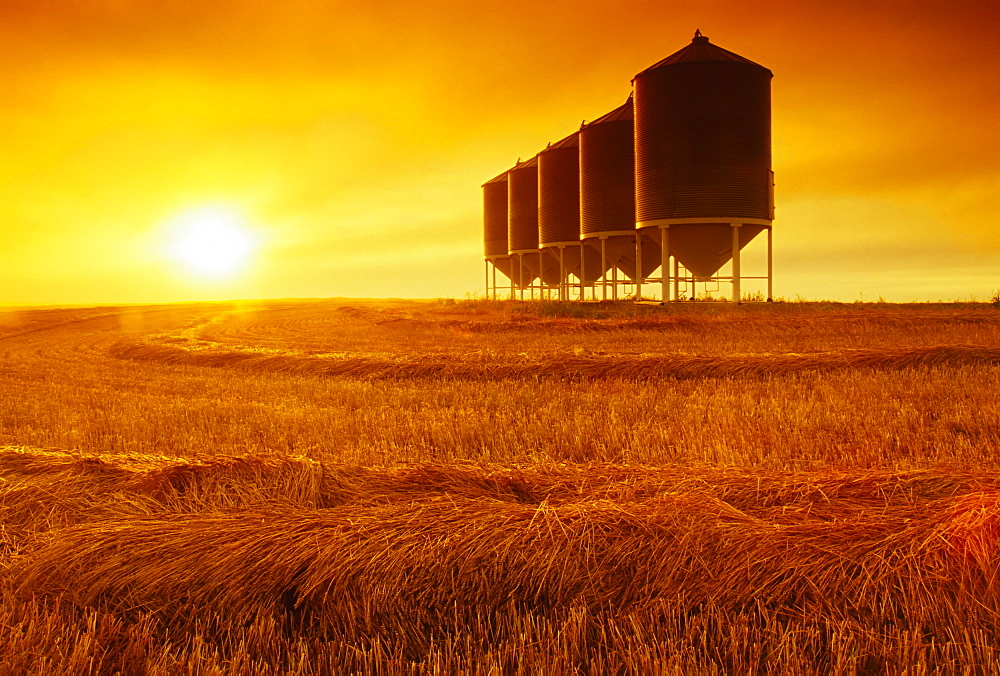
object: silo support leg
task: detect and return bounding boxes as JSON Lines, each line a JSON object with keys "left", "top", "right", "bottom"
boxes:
{"left": 660, "top": 226, "right": 669, "bottom": 303}
{"left": 767, "top": 226, "right": 773, "bottom": 302}
{"left": 635, "top": 232, "right": 643, "bottom": 301}
{"left": 530, "top": 253, "right": 535, "bottom": 300}
{"left": 559, "top": 248, "right": 565, "bottom": 301}
{"left": 539, "top": 250, "right": 544, "bottom": 301}
{"left": 674, "top": 258, "right": 680, "bottom": 302}
{"left": 732, "top": 223, "right": 742, "bottom": 304}
{"left": 601, "top": 238, "right": 608, "bottom": 302}
{"left": 519, "top": 254, "right": 524, "bottom": 301}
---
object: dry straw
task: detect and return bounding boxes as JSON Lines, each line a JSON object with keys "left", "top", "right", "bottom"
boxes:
{"left": 109, "top": 340, "right": 1000, "bottom": 381}
{"left": 6, "top": 448, "right": 1000, "bottom": 666}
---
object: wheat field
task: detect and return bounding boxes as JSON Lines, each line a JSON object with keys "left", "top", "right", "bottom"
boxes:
{"left": 1, "top": 298, "right": 999, "bottom": 673}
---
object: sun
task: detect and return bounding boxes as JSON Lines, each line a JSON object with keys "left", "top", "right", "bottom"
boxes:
{"left": 165, "top": 206, "right": 258, "bottom": 278}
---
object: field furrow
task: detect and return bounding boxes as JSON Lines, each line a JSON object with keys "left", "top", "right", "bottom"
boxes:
{"left": 108, "top": 338, "right": 1000, "bottom": 381}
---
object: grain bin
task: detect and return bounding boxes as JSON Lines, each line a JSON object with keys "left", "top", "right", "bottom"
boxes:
{"left": 538, "top": 132, "right": 585, "bottom": 298}
{"left": 538, "top": 132, "right": 580, "bottom": 248}
{"left": 580, "top": 96, "right": 659, "bottom": 297}
{"left": 482, "top": 170, "right": 512, "bottom": 298}
{"left": 634, "top": 31, "right": 773, "bottom": 301}
{"left": 507, "top": 156, "right": 547, "bottom": 293}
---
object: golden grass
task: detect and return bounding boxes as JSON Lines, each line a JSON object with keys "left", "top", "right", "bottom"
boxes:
{"left": 109, "top": 338, "right": 1000, "bottom": 381}
{"left": 1, "top": 299, "right": 999, "bottom": 670}
{"left": 5, "top": 447, "right": 1000, "bottom": 671}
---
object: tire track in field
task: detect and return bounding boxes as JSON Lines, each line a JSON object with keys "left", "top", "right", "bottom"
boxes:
{"left": 194, "top": 303, "right": 416, "bottom": 353}
{"left": 0, "top": 305, "right": 231, "bottom": 372}
{"left": 0, "top": 302, "right": 399, "bottom": 375}
{"left": 107, "top": 340, "right": 1000, "bottom": 382}
{"left": 187, "top": 305, "right": 1000, "bottom": 358}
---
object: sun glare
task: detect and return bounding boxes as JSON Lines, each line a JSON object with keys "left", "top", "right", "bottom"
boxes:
{"left": 165, "top": 206, "right": 257, "bottom": 278}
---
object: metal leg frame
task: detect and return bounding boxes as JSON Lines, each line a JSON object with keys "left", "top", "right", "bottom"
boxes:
{"left": 731, "top": 223, "right": 742, "bottom": 304}
{"left": 767, "top": 226, "right": 773, "bottom": 302}
{"left": 660, "top": 226, "right": 670, "bottom": 303}
{"left": 635, "top": 232, "right": 643, "bottom": 301}
{"left": 490, "top": 223, "right": 769, "bottom": 305}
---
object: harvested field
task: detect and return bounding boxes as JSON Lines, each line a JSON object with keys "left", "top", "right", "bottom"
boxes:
{"left": 109, "top": 339, "right": 1000, "bottom": 381}
{"left": 1, "top": 299, "right": 999, "bottom": 671}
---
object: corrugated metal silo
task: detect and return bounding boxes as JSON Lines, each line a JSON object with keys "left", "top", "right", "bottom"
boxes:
{"left": 538, "top": 132, "right": 584, "bottom": 295}
{"left": 538, "top": 132, "right": 579, "bottom": 248}
{"left": 507, "top": 156, "right": 542, "bottom": 290}
{"left": 482, "top": 170, "right": 512, "bottom": 290}
{"left": 580, "top": 98, "right": 633, "bottom": 241}
{"left": 634, "top": 31, "right": 773, "bottom": 282}
{"left": 579, "top": 96, "right": 659, "bottom": 286}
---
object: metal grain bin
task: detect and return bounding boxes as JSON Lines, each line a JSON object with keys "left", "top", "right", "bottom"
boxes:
{"left": 538, "top": 132, "right": 580, "bottom": 248}
{"left": 537, "top": 132, "right": 582, "bottom": 290}
{"left": 579, "top": 96, "right": 659, "bottom": 282}
{"left": 507, "top": 156, "right": 540, "bottom": 255}
{"left": 580, "top": 97, "right": 635, "bottom": 240}
{"left": 482, "top": 170, "right": 510, "bottom": 259}
{"left": 507, "top": 156, "right": 541, "bottom": 288}
{"left": 482, "top": 169, "right": 513, "bottom": 288}
{"left": 634, "top": 31, "right": 773, "bottom": 279}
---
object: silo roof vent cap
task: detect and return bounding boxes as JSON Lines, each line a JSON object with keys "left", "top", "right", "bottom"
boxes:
{"left": 634, "top": 31, "right": 772, "bottom": 77}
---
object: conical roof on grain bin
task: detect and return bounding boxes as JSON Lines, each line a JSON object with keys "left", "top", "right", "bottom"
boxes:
{"left": 634, "top": 32, "right": 773, "bottom": 279}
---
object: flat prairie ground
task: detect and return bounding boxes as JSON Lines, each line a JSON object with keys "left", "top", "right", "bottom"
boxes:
{"left": 1, "top": 298, "right": 999, "bottom": 673}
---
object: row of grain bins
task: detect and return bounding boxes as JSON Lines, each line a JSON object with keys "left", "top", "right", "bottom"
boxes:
{"left": 482, "top": 31, "right": 775, "bottom": 303}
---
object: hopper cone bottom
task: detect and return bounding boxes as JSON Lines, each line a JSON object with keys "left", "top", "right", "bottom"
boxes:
{"left": 487, "top": 257, "right": 514, "bottom": 283}
{"left": 582, "top": 236, "right": 660, "bottom": 282}
{"left": 642, "top": 224, "right": 765, "bottom": 279}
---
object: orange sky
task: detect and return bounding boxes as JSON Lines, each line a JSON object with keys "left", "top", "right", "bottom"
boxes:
{"left": 2, "top": 0, "right": 998, "bottom": 304}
